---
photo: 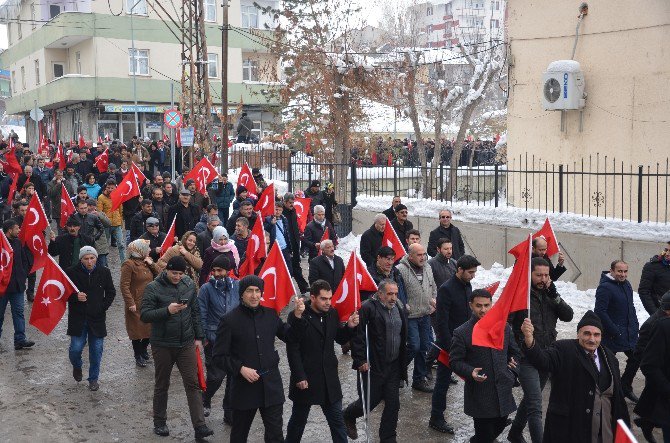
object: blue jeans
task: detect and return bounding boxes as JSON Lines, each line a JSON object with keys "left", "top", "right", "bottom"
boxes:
{"left": 0, "top": 292, "right": 27, "bottom": 344}
{"left": 69, "top": 322, "right": 105, "bottom": 382}
{"left": 218, "top": 207, "right": 229, "bottom": 227}
{"left": 510, "top": 361, "right": 550, "bottom": 443}
{"left": 286, "top": 399, "right": 347, "bottom": 443}
{"left": 107, "top": 226, "right": 126, "bottom": 261}
{"left": 97, "top": 254, "right": 108, "bottom": 268}
{"left": 430, "top": 359, "right": 452, "bottom": 419}
{"left": 407, "top": 315, "right": 432, "bottom": 382}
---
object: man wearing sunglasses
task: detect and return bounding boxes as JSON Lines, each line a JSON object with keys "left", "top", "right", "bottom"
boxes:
{"left": 427, "top": 210, "right": 465, "bottom": 260}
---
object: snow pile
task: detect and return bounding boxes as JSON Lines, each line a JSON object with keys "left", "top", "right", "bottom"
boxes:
{"left": 356, "top": 195, "right": 670, "bottom": 242}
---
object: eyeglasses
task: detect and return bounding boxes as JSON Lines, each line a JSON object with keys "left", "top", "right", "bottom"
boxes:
{"left": 398, "top": 211, "right": 408, "bottom": 215}
{"left": 146, "top": 223, "right": 158, "bottom": 227}
{"left": 440, "top": 215, "right": 452, "bottom": 219}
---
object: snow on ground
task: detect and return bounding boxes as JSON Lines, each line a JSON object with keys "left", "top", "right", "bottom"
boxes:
{"left": 335, "top": 233, "right": 650, "bottom": 340}
{"left": 357, "top": 195, "right": 670, "bottom": 243}
{"left": 0, "top": 124, "right": 26, "bottom": 143}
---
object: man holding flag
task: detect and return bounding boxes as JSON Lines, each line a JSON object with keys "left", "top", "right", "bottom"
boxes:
{"left": 508, "top": 257, "right": 574, "bottom": 443}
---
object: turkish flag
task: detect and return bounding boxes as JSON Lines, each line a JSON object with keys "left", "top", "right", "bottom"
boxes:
{"left": 484, "top": 281, "right": 500, "bottom": 296}
{"left": 3, "top": 141, "right": 22, "bottom": 176}
{"left": 184, "top": 157, "right": 218, "bottom": 195}
{"left": 317, "top": 228, "right": 330, "bottom": 256}
{"left": 259, "top": 242, "right": 296, "bottom": 313}
{"left": 20, "top": 194, "right": 49, "bottom": 245}
{"left": 94, "top": 148, "right": 109, "bottom": 173}
{"left": 54, "top": 141, "right": 66, "bottom": 170}
{"left": 110, "top": 170, "right": 141, "bottom": 211}
{"left": 237, "top": 163, "right": 258, "bottom": 198}
{"left": 239, "top": 211, "right": 267, "bottom": 278}
{"left": 472, "top": 235, "right": 531, "bottom": 350}
{"left": 28, "top": 232, "right": 48, "bottom": 273}
{"left": 163, "top": 134, "right": 169, "bottom": 143}
{"left": 160, "top": 215, "right": 177, "bottom": 257}
{"left": 532, "top": 217, "right": 560, "bottom": 257}
{"left": 0, "top": 229, "right": 14, "bottom": 295}
{"left": 254, "top": 183, "right": 275, "bottom": 218}
{"left": 66, "top": 150, "right": 73, "bottom": 164}
{"left": 78, "top": 134, "right": 85, "bottom": 148}
{"left": 6, "top": 173, "right": 18, "bottom": 206}
{"left": 294, "top": 197, "right": 311, "bottom": 232}
{"left": 196, "top": 347, "right": 207, "bottom": 391}
{"left": 60, "top": 184, "right": 76, "bottom": 228}
{"left": 332, "top": 251, "right": 378, "bottom": 322}
{"left": 105, "top": 133, "right": 111, "bottom": 142}
{"left": 29, "top": 255, "right": 79, "bottom": 335}
{"left": 382, "top": 219, "right": 407, "bottom": 260}
{"left": 98, "top": 135, "right": 103, "bottom": 144}
{"left": 614, "top": 419, "right": 637, "bottom": 443}
{"left": 131, "top": 161, "right": 147, "bottom": 185}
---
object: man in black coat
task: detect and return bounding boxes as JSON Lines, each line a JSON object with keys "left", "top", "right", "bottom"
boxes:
{"left": 382, "top": 196, "right": 401, "bottom": 221}
{"left": 282, "top": 193, "right": 309, "bottom": 293}
{"left": 430, "top": 254, "right": 480, "bottom": 434}
{"left": 285, "top": 280, "right": 358, "bottom": 443}
{"left": 390, "top": 204, "right": 413, "bottom": 252}
{"left": 359, "top": 213, "right": 386, "bottom": 269}
{"left": 48, "top": 217, "right": 96, "bottom": 270}
{"left": 129, "top": 199, "right": 159, "bottom": 242}
{"left": 68, "top": 199, "right": 105, "bottom": 243}
{"left": 343, "top": 279, "right": 408, "bottom": 441}
{"left": 427, "top": 237, "right": 457, "bottom": 289}
{"left": 167, "top": 190, "right": 200, "bottom": 239}
{"left": 225, "top": 200, "right": 258, "bottom": 235}
{"left": 532, "top": 236, "right": 567, "bottom": 281}
{"left": 638, "top": 242, "right": 670, "bottom": 315}
{"left": 16, "top": 165, "right": 47, "bottom": 198}
{"left": 308, "top": 239, "right": 344, "bottom": 290}
{"left": 427, "top": 209, "right": 466, "bottom": 259}
{"left": 139, "top": 217, "right": 167, "bottom": 262}
{"left": 302, "top": 204, "right": 338, "bottom": 261}
{"left": 65, "top": 246, "right": 115, "bottom": 391}
{"left": 212, "top": 275, "right": 306, "bottom": 443}
{"left": 521, "top": 312, "right": 630, "bottom": 443}
{"left": 450, "top": 289, "right": 520, "bottom": 442}
{"left": 364, "top": 246, "right": 409, "bottom": 305}
{"left": 0, "top": 219, "right": 35, "bottom": 350}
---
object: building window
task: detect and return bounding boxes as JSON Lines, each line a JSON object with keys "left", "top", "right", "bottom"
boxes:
{"left": 20, "top": 66, "right": 26, "bottom": 90}
{"left": 75, "top": 51, "right": 82, "bottom": 74}
{"left": 491, "top": 19, "right": 499, "bottom": 28}
{"left": 242, "top": 59, "right": 258, "bottom": 81}
{"left": 53, "top": 62, "right": 64, "bottom": 78}
{"left": 492, "top": 1, "right": 500, "bottom": 10}
{"left": 129, "top": 49, "right": 150, "bottom": 75}
{"left": 49, "top": 4, "right": 61, "bottom": 19}
{"left": 445, "top": 3, "right": 452, "bottom": 15}
{"left": 11, "top": 71, "right": 16, "bottom": 93}
{"left": 17, "top": 22, "right": 22, "bottom": 39}
{"left": 426, "top": 6, "right": 433, "bottom": 16}
{"left": 428, "top": 24, "right": 433, "bottom": 33}
{"left": 126, "top": 0, "right": 147, "bottom": 15}
{"left": 204, "top": 0, "right": 216, "bottom": 22}
{"left": 31, "top": 3, "right": 36, "bottom": 29}
{"left": 207, "top": 53, "right": 218, "bottom": 78}
{"left": 34, "top": 60, "right": 40, "bottom": 85}
{"left": 241, "top": 5, "right": 258, "bottom": 28}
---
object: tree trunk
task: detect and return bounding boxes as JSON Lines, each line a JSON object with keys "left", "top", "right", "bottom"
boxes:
{"left": 404, "top": 53, "right": 428, "bottom": 197}
{"left": 430, "top": 105, "right": 443, "bottom": 199}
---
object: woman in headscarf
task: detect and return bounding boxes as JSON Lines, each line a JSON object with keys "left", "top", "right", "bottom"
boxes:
{"left": 120, "top": 239, "right": 159, "bottom": 367}
{"left": 199, "top": 226, "right": 239, "bottom": 286}
{"left": 157, "top": 230, "right": 203, "bottom": 283}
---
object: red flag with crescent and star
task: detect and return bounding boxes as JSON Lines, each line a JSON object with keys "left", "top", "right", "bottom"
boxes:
{"left": 0, "top": 229, "right": 14, "bottom": 295}
{"left": 317, "top": 227, "right": 330, "bottom": 256}
{"left": 30, "top": 255, "right": 79, "bottom": 335}
{"left": 2, "top": 140, "right": 23, "bottom": 176}
{"left": 110, "top": 169, "right": 141, "bottom": 211}
{"left": 239, "top": 211, "right": 267, "bottom": 278}
{"left": 60, "top": 184, "right": 76, "bottom": 228}
{"left": 183, "top": 157, "right": 218, "bottom": 195}
{"left": 259, "top": 242, "right": 295, "bottom": 313}
{"left": 78, "top": 134, "right": 85, "bottom": 148}
{"left": 294, "top": 197, "right": 311, "bottom": 232}
{"left": 6, "top": 173, "right": 18, "bottom": 206}
{"left": 20, "top": 193, "right": 49, "bottom": 244}
{"left": 160, "top": 215, "right": 177, "bottom": 257}
{"left": 332, "top": 251, "right": 378, "bottom": 322}
{"left": 94, "top": 147, "right": 109, "bottom": 173}
{"left": 532, "top": 217, "right": 560, "bottom": 257}
{"left": 382, "top": 219, "right": 407, "bottom": 260}
{"left": 131, "top": 161, "right": 147, "bottom": 185}
{"left": 254, "top": 183, "right": 275, "bottom": 218}
{"left": 237, "top": 163, "right": 258, "bottom": 199}
{"left": 54, "top": 141, "right": 66, "bottom": 171}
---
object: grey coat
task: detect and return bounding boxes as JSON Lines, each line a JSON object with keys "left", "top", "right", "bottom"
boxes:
{"left": 395, "top": 256, "right": 437, "bottom": 319}
{"left": 427, "top": 254, "right": 457, "bottom": 289}
{"left": 450, "top": 315, "right": 521, "bottom": 419}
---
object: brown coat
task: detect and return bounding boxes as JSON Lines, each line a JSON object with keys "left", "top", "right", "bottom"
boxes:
{"left": 156, "top": 244, "right": 203, "bottom": 284}
{"left": 120, "top": 258, "right": 159, "bottom": 340}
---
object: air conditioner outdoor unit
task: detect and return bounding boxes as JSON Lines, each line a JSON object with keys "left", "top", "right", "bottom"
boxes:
{"left": 542, "top": 60, "right": 586, "bottom": 110}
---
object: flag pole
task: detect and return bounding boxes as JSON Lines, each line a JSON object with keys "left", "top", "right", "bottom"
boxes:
{"left": 527, "top": 234, "right": 532, "bottom": 318}
{"left": 357, "top": 371, "right": 368, "bottom": 441}
{"left": 365, "top": 323, "right": 371, "bottom": 443}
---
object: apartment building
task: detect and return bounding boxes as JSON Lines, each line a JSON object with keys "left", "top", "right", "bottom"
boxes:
{"left": 0, "top": 0, "right": 280, "bottom": 144}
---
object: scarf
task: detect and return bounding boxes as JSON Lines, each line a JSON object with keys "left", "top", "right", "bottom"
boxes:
{"left": 210, "top": 240, "right": 240, "bottom": 267}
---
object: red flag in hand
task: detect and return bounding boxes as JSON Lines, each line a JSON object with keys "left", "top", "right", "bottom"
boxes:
{"left": 484, "top": 281, "right": 501, "bottom": 296}
{"left": 317, "top": 228, "right": 330, "bottom": 256}
{"left": 0, "top": 230, "right": 14, "bottom": 295}
{"left": 294, "top": 197, "right": 311, "bottom": 232}
{"left": 131, "top": 161, "right": 147, "bottom": 185}
{"left": 237, "top": 163, "right": 258, "bottom": 199}
{"left": 78, "top": 134, "right": 85, "bottom": 148}
{"left": 60, "top": 185, "right": 76, "bottom": 228}
{"left": 614, "top": 419, "right": 637, "bottom": 443}
{"left": 20, "top": 194, "right": 49, "bottom": 245}
{"left": 160, "top": 215, "right": 177, "bottom": 257}
{"left": 98, "top": 135, "right": 103, "bottom": 144}
{"left": 382, "top": 219, "right": 406, "bottom": 260}
{"left": 259, "top": 242, "right": 296, "bottom": 313}
{"left": 54, "top": 141, "right": 66, "bottom": 171}
{"left": 94, "top": 148, "right": 109, "bottom": 173}
{"left": 532, "top": 217, "right": 560, "bottom": 257}
{"left": 6, "top": 173, "right": 18, "bottom": 206}
{"left": 332, "top": 251, "right": 378, "bottom": 322}
{"left": 110, "top": 170, "right": 141, "bottom": 211}
{"left": 254, "top": 183, "right": 275, "bottom": 218}
{"left": 239, "top": 211, "right": 267, "bottom": 277}
{"left": 195, "top": 347, "right": 207, "bottom": 391}
{"left": 3, "top": 141, "right": 23, "bottom": 176}
{"left": 184, "top": 157, "right": 218, "bottom": 195}
{"left": 438, "top": 348, "right": 450, "bottom": 367}
{"left": 29, "top": 256, "right": 79, "bottom": 335}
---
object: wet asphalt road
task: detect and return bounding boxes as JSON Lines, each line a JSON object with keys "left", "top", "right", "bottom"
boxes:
{"left": 0, "top": 250, "right": 659, "bottom": 443}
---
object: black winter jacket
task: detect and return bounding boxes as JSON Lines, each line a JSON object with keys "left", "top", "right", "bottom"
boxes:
{"left": 302, "top": 220, "right": 337, "bottom": 260}
{"left": 435, "top": 275, "right": 472, "bottom": 349}
{"left": 308, "top": 254, "right": 345, "bottom": 291}
{"left": 4, "top": 236, "right": 32, "bottom": 293}
{"left": 47, "top": 233, "right": 95, "bottom": 270}
{"left": 281, "top": 205, "right": 301, "bottom": 252}
{"left": 638, "top": 255, "right": 670, "bottom": 315}
{"left": 167, "top": 203, "right": 200, "bottom": 238}
{"left": 427, "top": 224, "right": 465, "bottom": 259}
{"left": 129, "top": 210, "right": 159, "bottom": 242}
{"left": 594, "top": 272, "right": 638, "bottom": 352}
{"left": 634, "top": 317, "right": 670, "bottom": 427}
{"left": 68, "top": 212, "right": 104, "bottom": 241}
{"left": 359, "top": 225, "right": 383, "bottom": 269}
{"left": 65, "top": 264, "right": 116, "bottom": 338}
{"left": 632, "top": 309, "right": 668, "bottom": 361}
{"left": 390, "top": 218, "right": 413, "bottom": 252}
{"left": 427, "top": 254, "right": 457, "bottom": 289}
{"left": 532, "top": 252, "right": 567, "bottom": 281}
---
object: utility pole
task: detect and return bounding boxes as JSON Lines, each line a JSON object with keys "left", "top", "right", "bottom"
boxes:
{"left": 220, "top": 0, "right": 229, "bottom": 173}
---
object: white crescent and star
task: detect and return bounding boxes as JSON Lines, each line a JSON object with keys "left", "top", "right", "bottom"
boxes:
{"left": 294, "top": 201, "right": 304, "bottom": 213}
{"left": 251, "top": 234, "right": 260, "bottom": 254}
{"left": 43, "top": 279, "right": 66, "bottom": 301}
{"left": 121, "top": 180, "right": 133, "bottom": 197}
{"left": 32, "top": 235, "right": 44, "bottom": 254}
{"left": 28, "top": 207, "right": 40, "bottom": 226}
{"left": 239, "top": 173, "right": 250, "bottom": 186}
{"left": 336, "top": 279, "right": 349, "bottom": 304}
{"left": 0, "top": 249, "right": 10, "bottom": 268}
{"left": 260, "top": 267, "right": 277, "bottom": 300}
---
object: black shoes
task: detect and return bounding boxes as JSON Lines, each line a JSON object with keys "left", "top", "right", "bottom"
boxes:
{"left": 429, "top": 417, "right": 455, "bottom": 434}
{"left": 634, "top": 417, "right": 657, "bottom": 443}
{"left": 343, "top": 414, "right": 358, "bottom": 440}
{"left": 623, "top": 387, "right": 639, "bottom": 403}
{"left": 88, "top": 381, "right": 99, "bottom": 391}
{"left": 412, "top": 379, "right": 434, "bottom": 393}
{"left": 203, "top": 406, "right": 211, "bottom": 417}
{"left": 507, "top": 430, "right": 529, "bottom": 443}
{"left": 141, "top": 350, "right": 150, "bottom": 361}
{"left": 154, "top": 424, "right": 170, "bottom": 437}
{"left": 194, "top": 425, "right": 214, "bottom": 439}
{"left": 26, "top": 293, "right": 35, "bottom": 302}
{"left": 450, "top": 375, "right": 459, "bottom": 384}
{"left": 14, "top": 340, "right": 35, "bottom": 350}
{"left": 73, "top": 367, "right": 83, "bottom": 382}
{"left": 135, "top": 356, "right": 147, "bottom": 367}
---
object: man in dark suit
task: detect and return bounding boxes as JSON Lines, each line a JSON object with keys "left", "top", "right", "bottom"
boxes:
{"left": 382, "top": 196, "right": 401, "bottom": 221}
{"left": 450, "top": 289, "right": 520, "bottom": 442}
{"left": 427, "top": 209, "right": 465, "bottom": 259}
{"left": 308, "top": 239, "right": 344, "bottom": 290}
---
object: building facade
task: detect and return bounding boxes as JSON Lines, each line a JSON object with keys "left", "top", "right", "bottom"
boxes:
{"left": 0, "top": 0, "right": 280, "bottom": 146}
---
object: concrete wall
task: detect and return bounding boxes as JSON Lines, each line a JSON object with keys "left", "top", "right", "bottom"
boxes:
{"left": 353, "top": 207, "right": 660, "bottom": 291}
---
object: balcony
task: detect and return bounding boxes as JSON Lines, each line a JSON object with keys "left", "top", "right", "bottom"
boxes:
{"left": 5, "top": 75, "right": 96, "bottom": 114}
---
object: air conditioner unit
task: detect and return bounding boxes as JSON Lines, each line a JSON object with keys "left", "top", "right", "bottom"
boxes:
{"left": 542, "top": 60, "right": 586, "bottom": 110}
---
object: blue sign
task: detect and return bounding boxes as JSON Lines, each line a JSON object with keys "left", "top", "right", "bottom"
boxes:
{"left": 180, "top": 127, "right": 195, "bottom": 146}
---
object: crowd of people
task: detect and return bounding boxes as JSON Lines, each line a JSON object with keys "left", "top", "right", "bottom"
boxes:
{"left": 1, "top": 135, "right": 670, "bottom": 443}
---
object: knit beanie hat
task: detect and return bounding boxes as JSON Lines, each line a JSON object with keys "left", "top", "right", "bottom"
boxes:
{"left": 236, "top": 185, "right": 248, "bottom": 196}
{"left": 79, "top": 246, "right": 98, "bottom": 259}
{"left": 577, "top": 310, "right": 603, "bottom": 332}
{"left": 239, "top": 275, "right": 264, "bottom": 298}
{"left": 166, "top": 256, "right": 187, "bottom": 272}
{"left": 212, "top": 254, "right": 234, "bottom": 271}
{"left": 394, "top": 204, "right": 408, "bottom": 213}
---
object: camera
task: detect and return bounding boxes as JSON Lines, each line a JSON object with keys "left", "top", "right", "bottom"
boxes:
{"left": 179, "top": 298, "right": 189, "bottom": 305}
